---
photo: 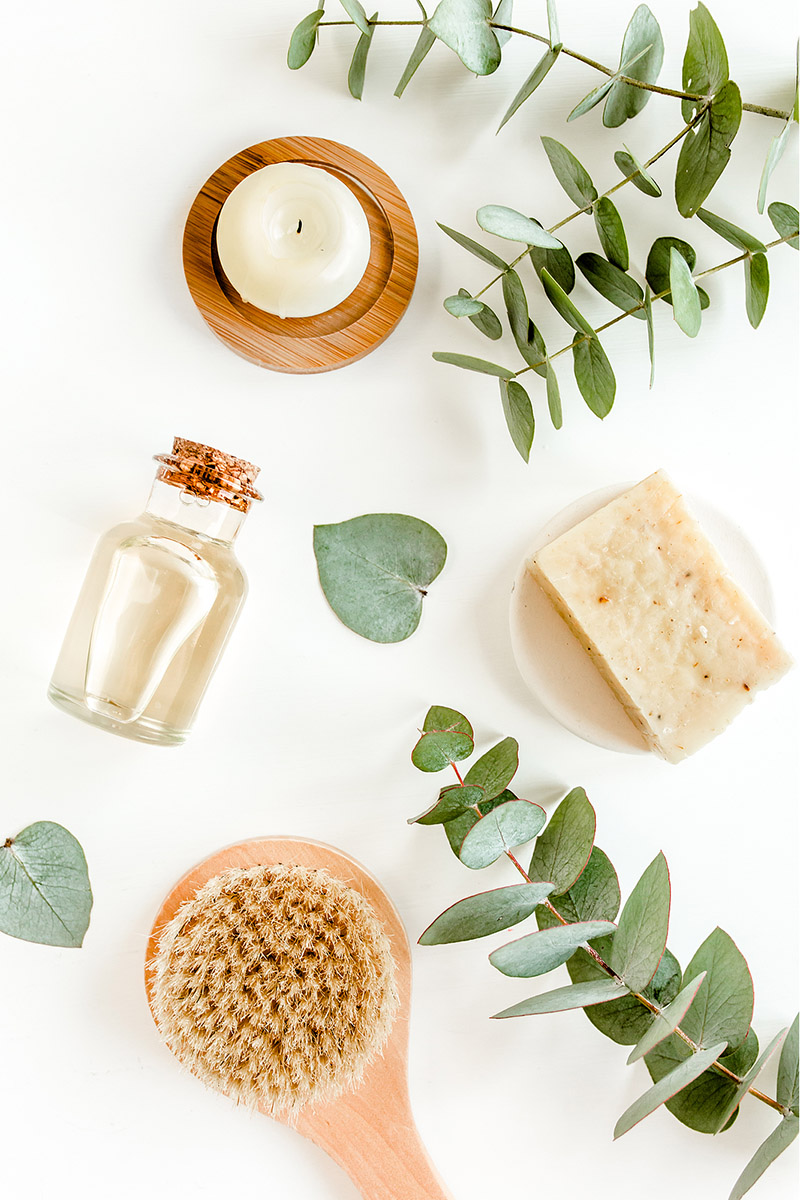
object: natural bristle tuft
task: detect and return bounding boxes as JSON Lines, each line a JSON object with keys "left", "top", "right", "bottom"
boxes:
{"left": 149, "top": 863, "right": 399, "bottom": 1116}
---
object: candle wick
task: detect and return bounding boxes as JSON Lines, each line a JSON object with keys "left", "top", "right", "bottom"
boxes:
{"left": 296, "top": 219, "right": 303, "bottom": 234}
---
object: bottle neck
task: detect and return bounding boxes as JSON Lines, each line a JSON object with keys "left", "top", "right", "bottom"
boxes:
{"left": 144, "top": 479, "right": 246, "bottom": 543}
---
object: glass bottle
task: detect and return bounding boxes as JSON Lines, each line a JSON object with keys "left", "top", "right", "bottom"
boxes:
{"left": 49, "top": 437, "right": 261, "bottom": 746}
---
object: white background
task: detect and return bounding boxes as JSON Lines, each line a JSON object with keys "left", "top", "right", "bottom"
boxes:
{"left": 1, "top": 2, "right": 797, "bottom": 1198}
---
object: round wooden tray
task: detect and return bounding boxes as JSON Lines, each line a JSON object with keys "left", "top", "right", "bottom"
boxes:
{"left": 182, "top": 136, "right": 419, "bottom": 373}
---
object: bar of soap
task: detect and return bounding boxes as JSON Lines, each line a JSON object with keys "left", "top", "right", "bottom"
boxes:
{"left": 528, "top": 471, "right": 792, "bottom": 763}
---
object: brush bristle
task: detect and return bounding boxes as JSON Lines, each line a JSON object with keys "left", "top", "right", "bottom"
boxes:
{"left": 149, "top": 863, "right": 399, "bottom": 1116}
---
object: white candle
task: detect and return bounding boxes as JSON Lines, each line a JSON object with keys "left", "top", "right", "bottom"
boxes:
{"left": 215, "top": 162, "right": 372, "bottom": 319}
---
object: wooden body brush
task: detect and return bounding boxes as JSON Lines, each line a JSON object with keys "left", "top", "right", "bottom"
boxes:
{"left": 145, "top": 837, "right": 451, "bottom": 1200}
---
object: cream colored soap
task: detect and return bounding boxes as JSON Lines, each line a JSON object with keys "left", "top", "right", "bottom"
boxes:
{"left": 528, "top": 471, "right": 792, "bottom": 763}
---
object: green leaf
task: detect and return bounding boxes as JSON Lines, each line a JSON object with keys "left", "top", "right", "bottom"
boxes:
{"left": 444, "top": 294, "right": 486, "bottom": 316}
{"left": 540, "top": 267, "right": 593, "bottom": 335}
{"left": 287, "top": 9, "right": 325, "bottom": 69}
{"left": 500, "top": 379, "right": 535, "bottom": 463}
{"left": 681, "top": 2, "right": 730, "bottom": 122}
{"left": 526, "top": 322, "right": 549, "bottom": 378}
{"left": 566, "top": 940, "right": 681, "bottom": 1045}
{"left": 669, "top": 247, "right": 702, "bottom": 337}
{"left": 758, "top": 120, "right": 794, "bottom": 214}
{"left": 412, "top": 731, "right": 474, "bottom": 772}
{"left": 546, "top": 0, "right": 560, "bottom": 48}
{"left": 428, "top": 0, "right": 502, "bottom": 75}
{"left": 498, "top": 47, "right": 560, "bottom": 131}
{"left": 744, "top": 253, "right": 769, "bottom": 329}
{"left": 567, "top": 77, "right": 617, "bottom": 123}
{"left": 604, "top": 5, "right": 665, "bottom": 127}
{"left": 339, "top": 0, "right": 371, "bottom": 35}
{"left": 313, "top": 513, "right": 447, "bottom": 643}
{"left": 573, "top": 335, "right": 616, "bottom": 419}
{"left": 696, "top": 208, "right": 766, "bottom": 254}
{"left": 419, "top": 881, "right": 554, "bottom": 945}
{"left": 454, "top": 289, "right": 502, "bottom": 339}
{"left": 0, "top": 821, "right": 93, "bottom": 948}
{"left": 464, "top": 736, "right": 519, "bottom": 799}
{"left": 502, "top": 269, "right": 530, "bottom": 349}
{"left": 680, "top": 927, "right": 754, "bottom": 1051}
{"left": 614, "top": 146, "right": 662, "bottom": 197}
{"left": 459, "top": 799, "right": 547, "bottom": 870}
{"left": 490, "top": 919, "right": 617, "bottom": 977}
{"left": 432, "top": 352, "right": 515, "bottom": 378}
{"left": 675, "top": 82, "right": 742, "bottom": 218}
{"left": 577, "top": 253, "right": 645, "bottom": 318}
{"left": 644, "top": 286, "right": 655, "bottom": 388}
{"left": 410, "top": 784, "right": 485, "bottom": 825}
{"left": 768, "top": 201, "right": 799, "bottom": 250}
{"left": 542, "top": 846, "right": 621, "bottom": 924}
{"left": 491, "top": 0, "right": 514, "bottom": 47}
{"left": 444, "top": 789, "right": 512, "bottom": 857}
{"left": 644, "top": 1030, "right": 758, "bottom": 1132}
{"left": 592, "top": 197, "right": 629, "bottom": 270}
{"left": 438, "top": 222, "right": 509, "bottom": 269}
{"left": 528, "top": 225, "right": 576, "bottom": 293}
{"left": 545, "top": 360, "right": 562, "bottom": 429}
{"left": 777, "top": 1014, "right": 799, "bottom": 1115}
{"left": 529, "top": 787, "right": 596, "bottom": 895}
{"left": 714, "top": 1028, "right": 788, "bottom": 1133}
{"left": 614, "top": 1041, "right": 729, "bottom": 1139}
{"left": 627, "top": 973, "right": 708, "bottom": 1064}
{"left": 477, "top": 205, "right": 563, "bottom": 248}
{"left": 347, "top": 11, "right": 376, "bottom": 99}
{"left": 646, "top": 237, "right": 709, "bottom": 308}
{"left": 494, "top": 978, "right": 628, "bottom": 1018}
{"left": 728, "top": 1116, "right": 799, "bottom": 1200}
{"left": 395, "top": 26, "right": 437, "bottom": 96}
{"left": 541, "top": 137, "right": 598, "bottom": 208}
{"left": 423, "top": 705, "right": 472, "bottom": 737}
{"left": 609, "top": 852, "right": 670, "bottom": 992}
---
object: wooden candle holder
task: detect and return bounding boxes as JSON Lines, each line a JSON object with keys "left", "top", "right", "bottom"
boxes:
{"left": 182, "top": 136, "right": 419, "bottom": 373}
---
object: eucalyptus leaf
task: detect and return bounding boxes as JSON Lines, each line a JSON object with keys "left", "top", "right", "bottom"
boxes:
{"left": 714, "top": 1027, "right": 788, "bottom": 1133}
{"left": 395, "top": 26, "right": 437, "bottom": 96}
{"left": 728, "top": 1115, "right": 799, "bottom": 1200}
{"left": 646, "top": 237, "right": 709, "bottom": 309}
{"left": 696, "top": 208, "right": 766, "bottom": 254}
{"left": 477, "top": 205, "right": 563, "bottom": 248}
{"left": 540, "top": 268, "right": 593, "bottom": 335}
{"left": 424, "top": 705, "right": 473, "bottom": 737}
{"left": 542, "top": 845, "right": 621, "bottom": 925}
{"left": 609, "top": 852, "right": 670, "bottom": 992}
{"left": 644, "top": 286, "right": 655, "bottom": 388}
{"left": 490, "top": 919, "right": 617, "bottom": 978}
{"left": 592, "top": 197, "right": 629, "bottom": 270}
{"left": 777, "top": 1013, "right": 799, "bottom": 1115}
{"left": 573, "top": 334, "right": 616, "bottom": 419}
{"left": 491, "top": 0, "right": 513, "bottom": 46}
{"left": 681, "top": 2, "right": 730, "bottom": 122}
{"left": 744, "top": 253, "right": 769, "bottom": 329}
{"left": 502, "top": 269, "right": 530, "bottom": 350}
{"left": 669, "top": 247, "right": 702, "bottom": 337}
{"left": 287, "top": 9, "right": 325, "bottom": 69}
{"left": 644, "top": 1029, "right": 758, "bottom": 1133}
{"left": 339, "top": 0, "right": 371, "bottom": 35}
{"left": 348, "top": 12, "right": 376, "bottom": 99}
{"left": 567, "top": 77, "right": 616, "bottom": 124}
{"left": 528, "top": 224, "right": 576, "bottom": 293}
{"left": 412, "top": 729, "right": 474, "bottom": 772}
{"left": 313, "top": 513, "right": 447, "bottom": 643}
{"left": 527, "top": 322, "right": 549, "bottom": 378}
{"left": 546, "top": 0, "right": 560, "bottom": 48}
{"left": 546, "top": 360, "right": 562, "bottom": 429}
{"left": 410, "top": 783, "right": 485, "bottom": 825}
{"left": 432, "top": 351, "right": 515, "bottom": 378}
{"left": 500, "top": 378, "right": 535, "bottom": 463}
{"left": 437, "top": 222, "right": 509, "bottom": 269}
{"left": 541, "top": 137, "right": 598, "bottom": 208}
{"left": 604, "top": 5, "right": 665, "bottom": 128}
{"left": 675, "top": 82, "right": 742, "bottom": 218}
{"left": 428, "top": 0, "right": 502, "bottom": 75}
{"left": 627, "top": 973, "right": 707, "bottom": 1064}
{"left": 445, "top": 293, "right": 486, "bottom": 316}
{"left": 680, "top": 927, "right": 754, "bottom": 1051}
{"left": 577, "top": 253, "right": 645, "bottom": 317}
{"left": 459, "top": 799, "right": 547, "bottom": 869}
{"left": 498, "top": 47, "right": 560, "bottom": 132}
{"left": 767, "top": 201, "right": 799, "bottom": 249}
{"left": 463, "top": 736, "right": 519, "bottom": 799}
{"left": 444, "top": 789, "right": 513, "bottom": 857}
{"left": 614, "top": 146, "right": 662, "bottom": 197}
{"left": 459, "top": 289, "right": 503, "bottom": 339}
{"left": 614, "top": 1041, "right": 729, "bottom": 1139}
{"left": 0, "top": 821, "right": 93, "bottom": 948}
{"left": 419, "top": 881, "right": 554, "bottom": 945}
{"left": 758, "top": 120, "right": 794, "bottom": 214}
{"left": 493, "top": 977, "right": 628, "bottom": 1018}
{"left": 566, "top": 940, "right": 682, "bottom": 1046}
{"left": 529, "top": 787, "right": 596, "bottom": 895}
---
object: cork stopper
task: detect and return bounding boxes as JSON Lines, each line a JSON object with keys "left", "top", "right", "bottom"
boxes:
{"left": 154, "top": 437, "right": 262, "bottom": 513}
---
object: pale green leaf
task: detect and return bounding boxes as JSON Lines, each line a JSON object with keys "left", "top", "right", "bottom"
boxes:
{"left": 339, "top": 0, "right": 371, "bottom": 35}
{"left": 438, "top": 222, "right": 509, "bottom": 269}
{"left": 459, "top": 799, "right": 547, "bottom": 869}
{"left": 490, "top": 919, "right": 617, "bottom": 977}
{"left": 428, "top": 0, "right": 502, "bottom": 75}
{"left": 604, "top": 5, "right": 665, "bottom": 127}
{"left": 728, "top": 1116, "right": 799, "bottom": 1200}
{"left": 696, "top": 208, "right": 766, "bottom": 254}
{"left": 287, "top": 9, "right": 325, "bottom": 69}
{"left": 614, "top": 146, "right": 662, "bottom": 197}
{"left": 565, "top": 939, "right": 682, "bottom": 1046}
{"left": 419, "top": 881, "right": 554, "bottom": 944}
{"left": 464, "top": 736, "right": 519, "bottom": 799}
{"left": 681, "top": 2, "right": 730, "bottom": 122}
{"left": 614, "top": 1041, "right": 728, "bottom": 1139}
{"left": 395, "top": 27, "right": 437, "bottom": 96}
{"left": 541, "top": 136, "right": 598, "bottom": 208}
{"left": 680, "top": 927, "right": 754, "bottom": 1051}
{"left": 592, "top": 197, "right": 629, "bottom": 270}
{"left": 313, "top": 513, "right": 447, "bottom": 643}
{"left": 744, "top": 253, "right": 769, "bottom": 329}
{"left": 669, "top": 247, "right": 702, "bottom": 337}
{"left": 627, "top": 973, "right": 707, "bottom": 1064}
{"left": 432, "top": 352, "right": 515, "bottom": 378}
{"left": 491, "top": 0, "right": 513, "bottom": 46}
{"left": 714, "top": 1027, "right": 788, "bottom": 1133}
{"left": 529, "top": 787, "right": 596, "bottom": 894}
{"left": 477, "top": 205, "right": 562, "bottom": 248}
{"left": 609, "top": 851, "right": 671, "bottom": 992}
{"left": 675, "top": 81, "right": 742, "bottom": 218}
{"left": 498, "top": 47, "right": 560, "bottom": 131}
{"left": 573, "top": 335, "right": 616, "bottom": 418}
{"left": 777, "top": 1014, "right": 799, "bottom": 1115}
{"left": 0, "top": 821, "right": 93, "bottom": 948}
{"left": 644, "top": 1030, "right": 758, "bottom": 1132}
{"left": 768, "top": 201, "right": 799, "bottom": 249}
{"left": 577, "top": 253, "right": 645, "bottom": 317}
{"left": 444, "top": 294, "right": 485, "bottom": 316}
{"left": 409, "top": 783, "right": 485, "bottom": 825}
{"left": 500, "top": 379, "right": 535, "bottom": 463}
{"left": 567, "top": 77, "right": 616, "bottom": 123}
{"left": 444, "top": 789, "right": 513, "bottom": 857}
{"left": 493, "top": 978, "right": 628, "bottom": 1018}
{"left": 546, "top": 0, "right": 560, "bottom": 48}
{"left": 645, "top": 286, "right": 655, "bottom": 388}
{"left": 540, "top": 268, "right": 593, "bottom": 335}
{"left": 645, "top": 237, "right": 710, "bottom": 309}
{"left": 758, "top": 121, "right": 794, "bottom": 213}
{"left": 545, "top": 360, "right": 562, "bottom": 429}
{"left": 347, "top": 11, "right": 376, "bottom": 99}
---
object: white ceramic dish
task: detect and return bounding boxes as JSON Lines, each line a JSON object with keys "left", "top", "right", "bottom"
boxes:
{"left": 509, "top": 483, "right": 777, "bottom": 756}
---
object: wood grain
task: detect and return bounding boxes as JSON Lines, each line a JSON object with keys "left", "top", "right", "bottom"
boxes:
{"left": 145, "top": 837, "right": 451, "bottom": 1200}
{"left": 183, "top": 137, "right": 419, "bottom": 373}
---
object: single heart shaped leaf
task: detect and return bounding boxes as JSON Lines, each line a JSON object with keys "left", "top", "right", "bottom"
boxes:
{"left": 529, "top": 786, "right": 596, "bottom": 895}
{"left": 287, "top": 9, "right": 325, "bottom": 69}
{"left": 444, "top": 789, "right": 514, "bottom": 858}
{"left": 428, "top": 0, "right": 502, "bottom": 75}
{"left": 493, "top": 977, "right": 629, "bottom": 1018}
{"left": 419, "top": 881, "right": 554, "bottom": 945}
{"left": 313, "top": 513, "right": 447, "bottom": 643}
{"left": 444, "top": 293, "right": 486, "bottom": 317}
{"left": 604, "top": 4, "right": 665, "bottom": 127}
{"left": 609, "top": 851, "right": 671, "bottom": 992}
{"left": 412, "top": 730, "right": 474, "bottom": 772}
{"left": 0, "top": 821, "right": 93, "bottom": 948}
{"left": 490, "top": 919, "right": 617, "bottom": 977}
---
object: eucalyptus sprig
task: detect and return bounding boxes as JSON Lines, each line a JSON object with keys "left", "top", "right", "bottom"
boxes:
{"left": 409, "top": 706, "right": 799, "bottom": 1199}
{"left": 0, "top": 821, "right": 93, "bottom": 948}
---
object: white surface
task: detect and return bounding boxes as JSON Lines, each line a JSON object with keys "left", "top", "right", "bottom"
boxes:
{"left": 509, "top": 483, "right": 777, "bottom": 755}
{"left": 1, "top": 3, "right": 797, "bottom": 1199}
